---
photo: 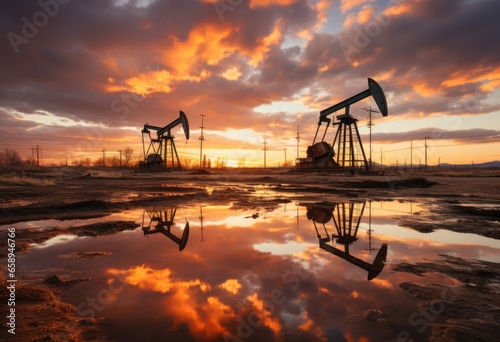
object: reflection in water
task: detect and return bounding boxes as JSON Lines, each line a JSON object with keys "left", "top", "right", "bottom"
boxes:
{"left": 16, "top": 200, "right": 500, "bottom": 342}
{"left": 199, "top": 206, "right": 205, "bottom": 242}
{"left": 307, "top": 201, "right": 388, "bottom": 281}
{"left": 141, "top": 208, "right": 189, "bottom": 251}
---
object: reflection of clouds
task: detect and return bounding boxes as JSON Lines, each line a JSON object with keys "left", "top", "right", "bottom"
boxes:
{"left": 107, "top": 265, "right": 235, "bottom": 339}
{"left": 23, "top": 200, "right": 497, "bottom": 340}
{"left": 370, "top": 278, "right": 393, "bottom": 289}
{"left": 253, "top": 241, "right": 311, "bottom": 256}
{"left": 246, "top": 293, "right": 282, "bottom": 336}
{"left": 107, "top": 265, "right": 210, "bottom": 293}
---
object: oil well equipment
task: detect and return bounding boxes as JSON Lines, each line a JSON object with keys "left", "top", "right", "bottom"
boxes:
{"left": 297, "top": 78, "right": 388, "bottom": 171}
{"left": 141, "top": 208, "right": 189, "bottom": 251}
{"left": 307, "top": 201, "right": 388, "bottom": 281}
{"left": 140, "top": 110, "right": 189, "bottom": 169}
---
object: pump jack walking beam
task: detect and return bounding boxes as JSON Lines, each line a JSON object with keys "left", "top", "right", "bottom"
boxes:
{"left": 320, "top": 78, "right": 388, "bottom": 120}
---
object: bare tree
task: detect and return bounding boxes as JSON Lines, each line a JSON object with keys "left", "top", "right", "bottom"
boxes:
{"left": 123, "top": 147, "right": 134, "bottom": 167}
{"left": 0, "top": 148, "right": 23, "bottom": 166}
{"left": 110, "top": 156, "right": 121, "bottom": 167}
{"left": 93, "top": 157, "right": 105, "bottom": 167}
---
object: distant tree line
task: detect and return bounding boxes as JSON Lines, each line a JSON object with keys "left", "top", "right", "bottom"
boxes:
{"left": 0, "top": 148, "right": 230, "bottom": 170}
{"left": 0, "top": 149, "right": 24, "bottom": 166}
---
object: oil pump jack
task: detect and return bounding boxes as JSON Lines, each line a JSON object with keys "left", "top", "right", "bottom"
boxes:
{"left": 141, "top": 208, "right": 189, "bottom": 251}
{"left": 140, "top": 111, "right": 189, "bottom": 169}
{"left": 297, "top": 78, "right": 388, "bottom": 171}
{"left": 307, "top": 201, "right": 388, "bottom": 281}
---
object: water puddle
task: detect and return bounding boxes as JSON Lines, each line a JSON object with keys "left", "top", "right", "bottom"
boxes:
{"left": 7, "top": 199, "right": 500, "bottom": 341}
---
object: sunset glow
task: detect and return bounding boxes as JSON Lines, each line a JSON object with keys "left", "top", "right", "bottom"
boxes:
{"left": 1, "top": 0, "right": 499, "bottom": 167}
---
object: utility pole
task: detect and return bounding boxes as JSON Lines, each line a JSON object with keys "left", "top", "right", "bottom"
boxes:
{"left": 362, "top": 106, "right": 379, "bottom": 172}
{"left": 199, "top": 114, "right": 205, "bottom": 170}
{"left": 36, "top": 145, "right": 40, "bottom": 167}
{"left": 296, "top": 125, "right": 300, "bottom": 159}
{"left": 199, "top": 206, "right": 205, "bottom": 242}
{"left": 262, "top": 139, "right": 268, "bottom": 169}
{"left": 31, "top": 147, "right": 35, "bottom": 166}
{"left": 410, "top": 140, "right": 413, "bottom": 170}
{"left": 284, "top": 148, "right": 287, "bottom": 167}
{"left": 102, "top": 148, "right": 106, "bottom": 167}
{"left": 118, "top": 150, "right": 123, "bottom": 167}
{"left": 424, "top": 136, "right": 429, "bottom": 169}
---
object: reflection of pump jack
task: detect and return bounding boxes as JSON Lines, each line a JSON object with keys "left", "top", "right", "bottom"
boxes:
{"left": 307, "top": 201, "right": 388, "bottom": 281}
{"left": 199, "top": 206, "right": 205, "bottom": 242}
{"left": 142, "top": 208, "right": 189, "bottom": 251}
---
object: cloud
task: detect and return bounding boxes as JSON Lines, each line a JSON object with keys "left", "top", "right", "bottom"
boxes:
{"left": 0, "top": 0, "right": 498, "bottom": 164}
{"left": 340, "top": 0, "right": 375, "bottom": 14}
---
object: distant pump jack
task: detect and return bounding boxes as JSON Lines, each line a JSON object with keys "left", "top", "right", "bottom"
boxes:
{"left": 297, "top": 78, "right": 388, "bottom": 171}
{"left": 140, "top": 111, "right": 189, "bottom": 170}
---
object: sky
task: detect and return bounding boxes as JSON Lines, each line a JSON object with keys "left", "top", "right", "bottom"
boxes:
{"left": 1, "top": 0, "right": 499, "bottom": 167}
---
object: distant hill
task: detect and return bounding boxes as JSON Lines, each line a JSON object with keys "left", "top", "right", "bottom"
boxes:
{"left": 369, "top": 160, "right": 500, "bottom": 168}
{"left": 439, "top": 161, "right": 500, "bottom": 168}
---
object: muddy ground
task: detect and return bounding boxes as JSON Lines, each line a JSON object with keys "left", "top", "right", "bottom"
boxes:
{"left": 0, "top": 167, "right": 499, "bottom": 341}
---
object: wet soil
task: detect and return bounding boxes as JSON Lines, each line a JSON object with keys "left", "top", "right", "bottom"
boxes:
{"left": 0, "top": 267, "right": 105, "bottom": 341}
{"left": 393, "top": 255, "right": 500, "bottom": 342}
{"left": 1, "top": 167, "right": 499, "bottom": 341}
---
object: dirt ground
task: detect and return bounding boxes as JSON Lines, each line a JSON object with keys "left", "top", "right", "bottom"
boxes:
{"left": 0, "top": 166, "right": 499, "bottom": 341}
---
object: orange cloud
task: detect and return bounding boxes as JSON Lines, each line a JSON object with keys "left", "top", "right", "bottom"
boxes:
{"left": 315, "top": 0, "right": 333, "bottom": 24}
{"left": 246, "top": 292, "right": 282, "bottom": 336}
{"left": 105, "top": 18, "right": 284, "bottom": 94}
{"left": 343, "top": 4, "right": 376, "bottom": 28}
{"left": 481, "top": 79, "right": 500, "bottom": 92}
{"left": 218, "top": 279, "right": 243, "bottom": 294}
{"left": 248, "top": 18, "right": 285, "bottom": 66}
{"left": 221, "top": 67, "right": 242, "bottom": 81}
{"left": 106, "top": 70, "right": 175, "bottom": 95}
{"left": 383, "top": 1, "right": 413, "bottom": 17}
{"left": 441, "top": 67, "right": 500, "bottom": 89}
{"left": 412, "top": 82, "right": 439, "bottom": 97}
{"left": 108, "top": 265, "right": 235, "bottom": 339}
{"left": 297, "top": 311, "right": 326, "bottom": 340}
{"left": 356, "top": 5, "right": 377, "bottom": 24}
{"left": 370, "top": 278, "right": 393, "bottom": 289}
{"left": 344, "top": 334, "right": 370, "bottom": 342}
{"left": 168, "top": 293, "right": 234, "bottom": 339}
{"left": 343, "top": 13, "right": 356, "bottom": 28}
{"left": 107, "top": 265, "right": 210, "bottom": 293}
{"left": 341, "top": 0, "right": 374, "bottom": 14}
{"left": 249, "top": 0, "right": 300, "bottom": 9}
